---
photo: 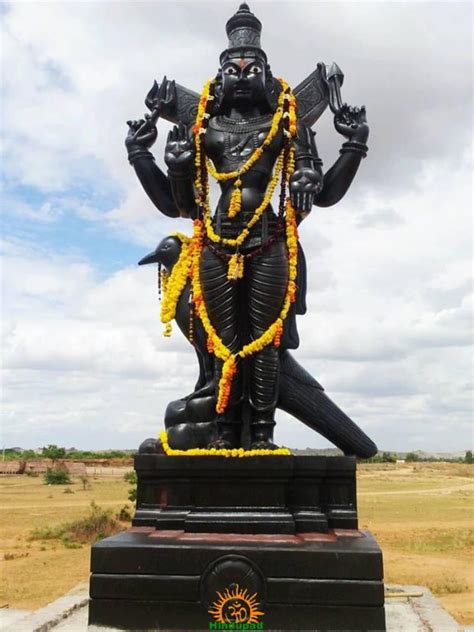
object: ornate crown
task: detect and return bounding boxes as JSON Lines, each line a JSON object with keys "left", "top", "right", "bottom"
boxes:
{"left": 220, "top": 3, "right": 267, "bottom": 64}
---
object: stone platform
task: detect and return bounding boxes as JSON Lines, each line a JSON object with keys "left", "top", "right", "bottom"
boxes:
{"left": 133, "top": 453, "right": 358, "bottom": 533}
{"left": 2, "top": 583, "right": 466, "bottom": 631}
{"left": 88, "top": 454, "right": 386, "bottom": 630}
{"left": 89, "top": 526, "right": 385, "bottom": 630}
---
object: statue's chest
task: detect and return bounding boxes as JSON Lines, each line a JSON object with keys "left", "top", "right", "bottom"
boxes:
{"left": 205, "top": 116, "right": 281, "bottom": 171}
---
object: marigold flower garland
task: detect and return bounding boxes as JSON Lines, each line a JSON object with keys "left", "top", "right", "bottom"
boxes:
{"left": 159, "top": 79, "right": 299, "bottom": 413}
{"left": 159, "top": 430, "right": 290, "bottom": 457}
{"left": 205, "top": 94, "right": 286, "bottom": 219}
{"left": 159, "top": 233, "right": 193, "bottom": 337}
{"left": 186, "top": 76, "right": 300, "bottom": 413}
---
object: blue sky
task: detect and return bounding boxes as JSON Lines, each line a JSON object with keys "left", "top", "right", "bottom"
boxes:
{"left": 1, "top": 1, "right": 472, "bottom": 452}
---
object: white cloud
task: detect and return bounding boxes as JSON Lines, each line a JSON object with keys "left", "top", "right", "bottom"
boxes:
{"left": 1, "top": 1, "right": 472, "bottom": 452}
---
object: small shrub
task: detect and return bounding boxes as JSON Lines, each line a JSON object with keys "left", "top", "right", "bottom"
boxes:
{"left": 44, "top": 468, "right": 71, "bottom": 485}
{"left": 4, "top": 552, "right": 29, "bottom": 561}
{"left": 124, "top": 470, "right": 137, "bottom": 502}
{"left": 63, "top": 487, "right": 74, "bottom": 494}
{"left": 26, "top": 470, "right": 39, "bottom": 477}
{"left": 429, "top": 579, "right": 468, "bottom": 595}
{"left": 123, "top": 470, "right": 136, "bottom": 484}
{"left": 78, "top": 474, "right": 91, "bottom": 491}
{"left": 30, "top": 501, "right": 123, "bottom": 547}
{"left": 117, "top": 505, "right": 133, "bottom": 522}
{"left": 30, "top": 524, "right": 64, "bottom": 540}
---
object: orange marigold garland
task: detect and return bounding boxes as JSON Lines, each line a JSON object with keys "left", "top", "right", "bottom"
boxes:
{"left": 162, "top": 77, "right": 300, "bottom": 414}
{"left": 159, "top": 233, "right": 192, "bottom": 337}
{"left": 159, "top": 430, "right": 291, "bottom": 457}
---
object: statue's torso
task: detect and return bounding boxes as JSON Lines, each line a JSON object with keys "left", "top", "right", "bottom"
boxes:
{"left": 204, "top": 113, "right": 284, "bottom": 249}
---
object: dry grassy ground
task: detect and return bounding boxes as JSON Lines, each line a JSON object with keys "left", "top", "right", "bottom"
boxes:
{"left": 0, "top": 462, "right": 472, "bottom": 624}
{"left": 0, "top": 473, "right": 131, "bottom": 611}
{"left": 358, "top": 462, "right": 473, "bottom": 625}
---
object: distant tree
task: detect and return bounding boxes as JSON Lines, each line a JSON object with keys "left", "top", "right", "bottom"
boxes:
{"left": 465, "top": 450, "right": 473, "bottom": 464}
{"left": 365, "top": 453, "right": 383, "bottom": 463}
{"left": 382, "top": 452, "right": 396, "bottom": 463}
{"left": 405, "top": 452, "right": 419, "bottom": 462}
{"left": 20, "top": 449, "right": 37, "bottom": 460}
{"left": 42, "top": 445, "right": 66, "bottom": 463}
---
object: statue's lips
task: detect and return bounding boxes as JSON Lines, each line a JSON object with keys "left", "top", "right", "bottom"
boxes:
{"left": 234, "top": 88, "right": 252, "bottom": 97}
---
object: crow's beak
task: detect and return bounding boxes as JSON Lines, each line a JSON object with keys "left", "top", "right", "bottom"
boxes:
{"left": 138, "top": 250, "right": 159, "bottom": 266}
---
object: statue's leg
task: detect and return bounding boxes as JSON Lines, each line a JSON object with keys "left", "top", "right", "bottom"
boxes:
{"left": 200, "top": 246, "right": 242, "bottom": 448}
{"left": 246, "top": 240, "right": 289, "bottom": 449}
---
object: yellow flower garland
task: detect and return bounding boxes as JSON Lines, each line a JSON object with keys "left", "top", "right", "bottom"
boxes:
{"left": 159, "top": 233, "right": 193, "bottom": 337}
{"left": 159, "top": 430, "right": 291, "bottom": 457}
{"left": 204, "top": 79, "right": 293, "bottom": 220}
{"left": 161, "top": 76, "right": 300, "bottom": 414}
{"left": 188, "top": 200, "right": 299, "bottom": 413}
{"left": 204, "top": 149, "right": 285, "bottom": 249}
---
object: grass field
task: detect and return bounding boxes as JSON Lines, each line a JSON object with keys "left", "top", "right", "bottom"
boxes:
{"left": 358, "top": 462, "right": 473, "bottom": 625}
{"left": 0, "top": 462, "right": 472, "bottom": 624}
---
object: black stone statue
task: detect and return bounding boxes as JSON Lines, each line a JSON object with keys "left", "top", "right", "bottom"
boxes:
{"left": 126, "top": 3, "right": 376, "bottom": 458}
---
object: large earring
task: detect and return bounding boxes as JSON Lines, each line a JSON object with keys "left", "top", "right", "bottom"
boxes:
{"left": 265, "top": 69, "right": 279, "bottom": 112}
{"left": 213, "top": 70, "right": 225, "bottom": 114}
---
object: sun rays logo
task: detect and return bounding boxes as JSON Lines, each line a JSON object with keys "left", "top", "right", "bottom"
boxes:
{"left": 208, "top": 583, "right": 265, "bottom": 630}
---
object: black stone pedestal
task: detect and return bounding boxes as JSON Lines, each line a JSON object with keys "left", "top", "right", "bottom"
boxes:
{"left": 89, "top": 455, "right": 386, "bottom": 631}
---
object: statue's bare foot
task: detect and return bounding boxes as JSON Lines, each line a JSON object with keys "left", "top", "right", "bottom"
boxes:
{"left": 249, "top": 440, "right": 279, "bottom": 450}
{"left": 207, "top": 438, "right": 238, "bottom": 450}
{"left": 138, "top": 437, "right": 165, "bottom": 454}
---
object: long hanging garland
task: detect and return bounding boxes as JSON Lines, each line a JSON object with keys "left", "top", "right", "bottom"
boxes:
{"left": 160, "top": 77, "right": 300, "bottom": 414}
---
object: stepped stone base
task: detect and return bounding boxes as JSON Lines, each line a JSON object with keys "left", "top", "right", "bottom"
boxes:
{"left": 89, "top": 455, "right": 386, "bottom": 630}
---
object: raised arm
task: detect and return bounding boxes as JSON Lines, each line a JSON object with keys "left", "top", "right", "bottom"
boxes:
{"left": 126, "top": 117, "right": 179, "bottom": 218}
{"left": 314, "top": 104, "right": 369, "bottom": 208}
{"left": 164, "top": 123, "right": 198, "bottom": 219}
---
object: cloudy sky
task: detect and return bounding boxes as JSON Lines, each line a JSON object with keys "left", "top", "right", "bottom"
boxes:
{"left": 1, "top": 1, "right": 472, "bottom": 452}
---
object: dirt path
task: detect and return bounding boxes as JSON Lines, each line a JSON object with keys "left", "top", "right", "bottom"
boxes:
{"left": 359, "top": 482, "right": 474, "bottom": 496}
{"left": 0, "top": 499, "right": 124, "bottom": 511}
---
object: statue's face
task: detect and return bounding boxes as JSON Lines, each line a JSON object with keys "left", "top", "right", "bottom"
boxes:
{"left": 221, "top": 53, "right": 266, "bottom": 105}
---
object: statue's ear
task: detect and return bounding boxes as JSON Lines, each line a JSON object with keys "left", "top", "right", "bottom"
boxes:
{"left": 213, "top": 69, "right": 224, "bottom": 114}
{"left": 265, "top": 69, "right": 280, "bottom": 112}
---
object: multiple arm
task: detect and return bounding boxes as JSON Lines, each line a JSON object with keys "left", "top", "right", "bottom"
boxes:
{"left": 163, "top": 123, "right": 198, "bottom": 219}
{"left": 126, "top": 120, "right": 180, "bottom": 218}
{"left": 290, "top": 122, "right": 323, "bottom": 217}
{"left": 126, "top": 118, "right": 198, "bottom": 220}
{"left": 126, "top": 86, "right": 369, "bottom": 219}
{"left": 314, "top": 104, "right": 369, "bottom": 208}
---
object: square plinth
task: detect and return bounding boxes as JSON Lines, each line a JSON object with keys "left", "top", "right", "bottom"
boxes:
{"left": 133, "top": 454, "right": 358, "bottom": 534}
{"left": 89, "top": 528, "right": 385, "bottom": 630}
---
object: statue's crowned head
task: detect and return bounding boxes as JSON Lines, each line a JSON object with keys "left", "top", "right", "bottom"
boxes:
{"left": 217, "top": 3, "right": 278, "bottom": 110}
{"left": 220, "top": 2, "right": 267, "bottom": 65}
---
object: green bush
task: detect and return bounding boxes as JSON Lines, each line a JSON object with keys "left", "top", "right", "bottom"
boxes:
{"left": 44, "top": 468, "right": 71, "bottom": 485}
{"left": 117, "top": 505, "right": 133, "bottom": 522}
{"left": 30, "top": 501, "right": 122, "bottom": 546}
{"left": 124, "top": 470, "right": 137, "bottom": 502}
{"left": 123, "top": 470, "right": 137, "bottom": 483}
